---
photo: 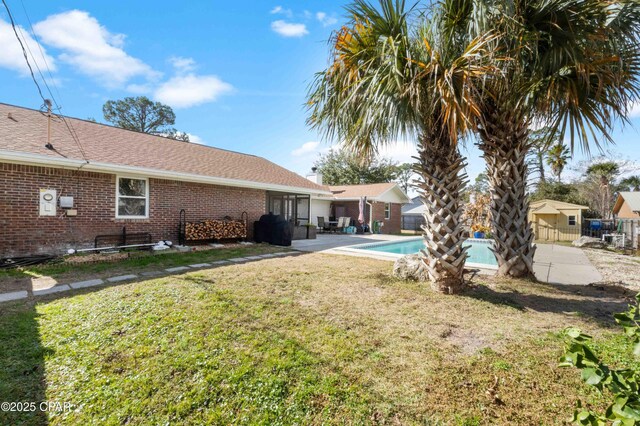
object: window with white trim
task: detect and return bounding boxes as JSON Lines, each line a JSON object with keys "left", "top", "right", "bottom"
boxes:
{"left": 116, "top": 177, "right": 148, "bottom": 218}
{"left": 384, "top": 203, "right": 391, "bottom": 219}
{"left": 568, "top": 215, "right": 577, "bottom": 226}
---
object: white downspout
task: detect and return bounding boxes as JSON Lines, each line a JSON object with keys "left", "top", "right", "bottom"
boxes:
{"left": 366, "top": 200, "right": 374, "bottom": 232}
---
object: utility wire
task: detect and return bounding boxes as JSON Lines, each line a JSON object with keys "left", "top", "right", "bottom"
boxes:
{"left": 1, "top": 0, "right": 45, "bottom": 102}
{"left": 3, "top": 0, "right": 89, "bottom": 163}
{"left": 19, "top": 0, "right": 63, "bottom": 103}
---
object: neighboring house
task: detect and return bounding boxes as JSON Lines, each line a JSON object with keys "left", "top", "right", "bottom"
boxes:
{"left": 0, "top": 103, "right": 330, "bottom": 256}
{"left": 401, "top": 196, "right": 425, "bottom": 231}
{"left": 528, "top": 199, "right": 589, "bottom": 241}
{"left": 306, "top": 170, "right": 411, "bottom": 234}
{"left": 613, "top": 192, "right": 640, "bottom": 219}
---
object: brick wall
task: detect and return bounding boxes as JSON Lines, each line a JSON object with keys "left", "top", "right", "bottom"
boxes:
{"left": 0, "top": 163, "right": 267, "bottom": 256}
{"left": 371, "top": 201, "right": 402, "bottom": 234}
{"left": 332, "top": 200, "right": 402, "bottom": 234}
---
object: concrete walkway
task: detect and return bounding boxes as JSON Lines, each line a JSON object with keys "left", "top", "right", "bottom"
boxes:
{"left": 533, "top": 243, "right": 602, "bottom": 285}
{"left": 0, "top": 251, "right": 298, "bottom": 304}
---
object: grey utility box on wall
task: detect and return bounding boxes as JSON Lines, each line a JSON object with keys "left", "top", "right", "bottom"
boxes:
{"left": 59, "top": 196, "right": 74, "bottom": 209}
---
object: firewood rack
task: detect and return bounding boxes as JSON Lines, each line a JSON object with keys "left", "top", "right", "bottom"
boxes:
{"left": 178, "top": 209, "right": 248, "bottom": 245}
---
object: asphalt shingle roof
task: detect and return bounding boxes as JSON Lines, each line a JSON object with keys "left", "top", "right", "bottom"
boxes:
{"left": 329, "top": 182, "right": 398, "bottom": 199}
{"left": 0, "top": 103, "right": 326, "bottom": 192}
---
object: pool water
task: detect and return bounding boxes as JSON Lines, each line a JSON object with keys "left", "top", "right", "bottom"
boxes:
{"left": 361, "top": 238, "right": 498, "bottom": 267}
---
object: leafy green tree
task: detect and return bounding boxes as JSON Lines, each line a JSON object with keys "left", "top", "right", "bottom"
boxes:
{"left": 102, "top": 96, "right": 190, "bottom": 142}
{"left": 530, "top": 181, "right": 587, "bottom": 206}
{"left": 314, "top": 149, "right": 398, "bottom": 185}
{"left": 394, "top": 163, "right": 414, "bottom": 193}
{"left": 307, "top": 0, "right": 492, "bottom": 293}
{"left": 470, "top": 172, "right": 489, "bottom": 193}
{"left": 463, "top": 0, "right": 640, "bottom": 278}
{"left": 547, "top": 143, "right": 571, "bottom": 183}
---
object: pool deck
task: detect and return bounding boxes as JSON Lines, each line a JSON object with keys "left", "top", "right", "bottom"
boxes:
{"left": 532, "top": 243, "right": 602, "bottom": 285}
{"left": 293, "top": 234, "right": 603, "bottom": 285}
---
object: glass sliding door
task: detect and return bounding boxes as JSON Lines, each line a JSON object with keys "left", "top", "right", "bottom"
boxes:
{"left": 267, "top": 192, "right": 310, "bottom": 225}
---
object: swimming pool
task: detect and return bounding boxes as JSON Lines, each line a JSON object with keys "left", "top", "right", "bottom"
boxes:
{"left": 343, "top": 237, "right": 498, "bottom": 269}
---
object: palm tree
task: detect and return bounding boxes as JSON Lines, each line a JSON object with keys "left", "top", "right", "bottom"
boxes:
{"left": 620, "top": 175, "right": 640, "bottom": 192}
{"left": 587, "top": 162, "right": 620, "bottom": 218}
{"left": 546, "top": 143, "right": 571, "bottom": 183}
{"left": 307, "top": 0, "right": 494, "bottom": 293}
{"left": 467, "top": 0, "right": 640, "bottom": 277}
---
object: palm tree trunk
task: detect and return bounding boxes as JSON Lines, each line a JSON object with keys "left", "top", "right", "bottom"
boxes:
{"left": 478, "top": 103, "right": 536, "bottom": 278}
{"left": 416, "top": 134, "right": 469, "bottom": 294}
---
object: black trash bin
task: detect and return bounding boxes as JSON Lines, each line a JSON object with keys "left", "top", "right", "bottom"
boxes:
{"left": 253, "top": 213, "right": 292, "bottom": 246}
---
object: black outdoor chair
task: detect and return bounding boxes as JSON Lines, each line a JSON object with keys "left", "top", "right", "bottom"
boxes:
{"left": 317, "top": 217, "right": 330, "bottom": 233}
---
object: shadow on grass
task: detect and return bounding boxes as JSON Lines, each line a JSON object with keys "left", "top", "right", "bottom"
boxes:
{"left": 462, "top": 280, "right": 634, "bottom": 326}
{"left": 0, "top": 301, "right": 50, "bottom": 425}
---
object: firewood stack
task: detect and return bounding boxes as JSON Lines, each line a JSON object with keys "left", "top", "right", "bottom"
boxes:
{"left": 185, "top": 219, "right": 247, "bottom": 241}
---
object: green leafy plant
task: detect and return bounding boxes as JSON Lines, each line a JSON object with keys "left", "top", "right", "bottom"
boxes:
{"left": 561, "top": 293, "right": 640, "bottom": 425}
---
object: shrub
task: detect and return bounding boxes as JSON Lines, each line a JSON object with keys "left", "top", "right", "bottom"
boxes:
{"left": 561, "top": 294, "right": 640, "bottom": 425}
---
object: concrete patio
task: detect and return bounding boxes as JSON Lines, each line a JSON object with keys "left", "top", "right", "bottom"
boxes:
{"left": 294, "top": 234, "right": 603, "bottom": 285}
{"left": 532, "top": 243, "right": 602, "bottom": 285}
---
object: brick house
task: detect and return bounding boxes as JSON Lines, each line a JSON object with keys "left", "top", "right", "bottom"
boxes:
{"left": 0, "top": 103, "right": 330, "bottom": 256}
{"left": 306, "top": 170, "right": 410, "bottom": 234}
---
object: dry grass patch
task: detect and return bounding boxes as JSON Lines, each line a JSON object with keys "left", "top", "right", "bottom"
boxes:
{"left": 1, "top": 252, "right": 635, "bottom": 425}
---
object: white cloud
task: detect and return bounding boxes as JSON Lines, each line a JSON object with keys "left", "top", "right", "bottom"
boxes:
{"left": 33, "top": 10, "right": 157, "bottom": 87}
{"left": 316, "top": 12, "right": 338, "bottom": 27}
{"left": 630, "top": 101, "right": 640, "bottom": 118}
{"left": 271, "top": 20, "right": 308, "bottom": 37}
{"left": 154, "top": 74, "right": 233, "bottom": 108}
{"left": 0, "top": 19, "right": 56, "bottom": 75}
{"left": 292, "top": 141, "right": 321, "bottom": 157}
{"left": 186, "top": 133, "right": 205, "bottom": 144}
{"left": 270, "top": 6, "right": 293, "bottom": 17}
{"left": 169, "top": 56, "right": 196, "bottom": 74}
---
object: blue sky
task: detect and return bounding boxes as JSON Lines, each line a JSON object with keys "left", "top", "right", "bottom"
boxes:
{"left": 1, "top": 0, "right": 638, "bottom": 185}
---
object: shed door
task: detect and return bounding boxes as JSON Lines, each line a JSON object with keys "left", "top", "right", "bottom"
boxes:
{"left": 535, "top": 214, "right": 557, "bottom": 241}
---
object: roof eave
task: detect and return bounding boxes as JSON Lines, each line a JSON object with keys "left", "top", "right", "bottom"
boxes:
{"left": 0, "top": 150, "right": 332, "bottom": 195}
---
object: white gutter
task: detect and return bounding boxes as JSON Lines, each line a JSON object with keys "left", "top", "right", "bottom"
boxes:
{"left": 0, "top": 150, "right": 332, "bottom": 196}
{"left": 366, "top": 200, "right": 374, "bottom": 231}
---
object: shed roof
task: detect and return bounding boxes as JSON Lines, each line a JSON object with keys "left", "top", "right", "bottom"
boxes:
{"left": 532, "top": 205, "right": 561, "bottom": 215}
{"left": 613, "top": 192, "right": 640, "bottom": 214}
{"left": 530, "top": 199, "right": 589, "bottom": 210}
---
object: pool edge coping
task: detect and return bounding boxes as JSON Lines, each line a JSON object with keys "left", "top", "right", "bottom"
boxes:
{"left": 334, "top": 236, "right": 499, "bottom": 270}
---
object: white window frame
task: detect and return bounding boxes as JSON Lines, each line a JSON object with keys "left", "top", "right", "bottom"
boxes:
{"left": 568, "top": 215, "right": 577, "bottom": 226}
{"left": 115, "top": 175, "right": 149, "bottom": 219}
{"left": 384, "top": 203, "right": 391, "bottom": 220}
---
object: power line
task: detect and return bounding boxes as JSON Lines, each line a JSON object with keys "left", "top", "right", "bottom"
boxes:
{"left": 19, "top": 0, "right": 63, "bottom": 103}
{"left": 1, "top": 0, "right": 45, "bottom": 102}
{"left": 3, "top": 0, "right": 89, "bottom": 163}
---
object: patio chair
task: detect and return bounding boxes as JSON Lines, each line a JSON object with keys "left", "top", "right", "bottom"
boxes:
{"left": 331, "top": 216, "right": 345, "bottom": 233}
{"left": 317, "top": 217, "right": 330, "bottom": 234}
{"left": 337, "top": 216, "right": 351, "bottom": 233}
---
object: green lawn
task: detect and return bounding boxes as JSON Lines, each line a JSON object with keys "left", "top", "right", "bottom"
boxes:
{"left": 0, "top": 252, "right": 635, "bottom": 425}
